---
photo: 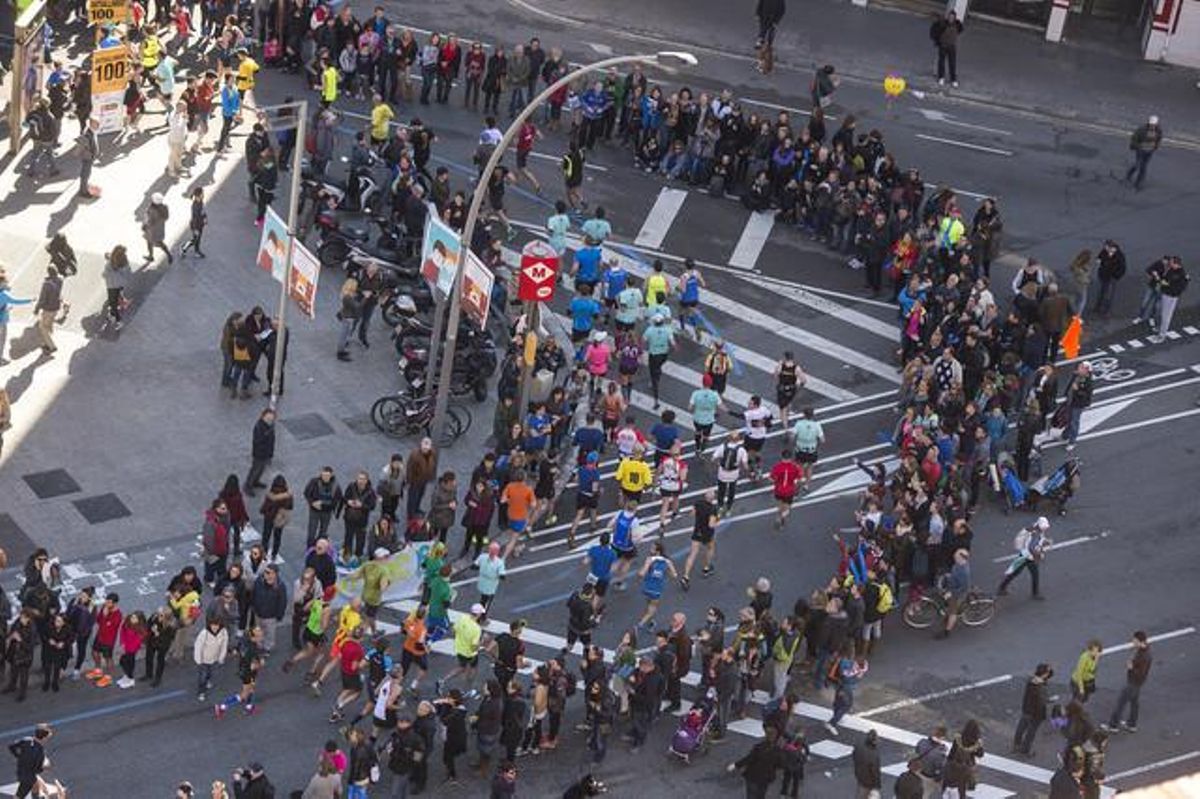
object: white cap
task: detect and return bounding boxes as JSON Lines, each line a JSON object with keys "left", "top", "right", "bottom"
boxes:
{"left": 591, "top": 330, "right": 607, "bottom": 343}
{"left": 470, "top": 603, "right": 486, "bottom": 616}
{"left": 1149, "top": 115, "right": 1159, "bottom": 125}
{"left": 373, "top": 547, "right": 390, "bottom": 559}
{"left": 1034, "top": 516, "right": 1050, "bottom": 531}
{"left": 151, "top": 192, "right": 164, "bottom": 204}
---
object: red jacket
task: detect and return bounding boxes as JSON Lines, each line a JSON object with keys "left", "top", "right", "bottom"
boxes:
{"left": 94, "top": 606, "right": 123, "bottom": 646}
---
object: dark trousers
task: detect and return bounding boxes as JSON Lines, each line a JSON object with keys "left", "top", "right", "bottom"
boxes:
{"left": 866, "top": 258, "right": 883, "bottom": 293}
{"left": 79, "top": 157, "right": 93, "bottom": 194}
{"left": 999, "top": 558, "right": 1040, "bottom": 596}
{"left": 255, "top": 186, "right": 274, "bottom": 221}
{"left": 15, "top": 775, "right": 37, "bottom": 799}
{"left": 937, "top": 46, "right": 957, "bottom": 82}
{"left": 358, "top": 298, "right": 378, "bottom": 344}
{"left": 666, "top": 672, "right": 682, "bottom": 707}
{"left": 217, "top": 114, "right": 235, "bottom": 150}
{"left": 41, "top": 656, "right": 65, "bottom": 689}
{"left": 143, "top": 647, "right": 167, "bottom": 682}
{"left": 246, "top": 457, "right": 269, "bottom": 489}
{"left": 436, "top": 72, "right": 453, "bottom": 103}
{"left": 630, "top": 707, "right": 651, "bottom": 746}
{"left": 406, "top": 481, "right": 427, "bottom": 519}
{"left": 1125, "top": 151, "right": 1153, "bottom": 188}
{"left": 262, "top": 516, "right": 283, "bottom": 559}
{"left": 342, "top": 523, "right": 367, "bottom": 558}
{"left": 1109, "top": 682, "right": 1142, "bottom": 727}
{"left": 73, "top": 636, "right": 89, "bottom": 670}
{"left": 106, "top": 287, "right": 124, "bottom": 321}
{"left": 1095, "top": 278, "right": 1118, "bottom": 314}
{"left": 648, "top": 353, "right": 667, "bottom": 400}
{"left": 1013, "top": 713, "right": 1041, "bottom": 754}
{"left": 420, "top": 66, "right": 436, "bottom": 103}
{"left": 307, "top": 510, "right": 332, "bottom": 546}
{"left": 716, "top": 479, "right": 737, "bottom": 510}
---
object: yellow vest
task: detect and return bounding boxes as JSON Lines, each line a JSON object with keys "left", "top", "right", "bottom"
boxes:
{"left": 141, "top": 36, "right": 161, "bottom": 69}
{"left": 322, "top": 66, "right": 339, "bottom": 103}
{"left": 236, "top": 57, "right": 259, "bottom": 92}
{"left": 645, "top": 273, "right": 668, "bottom": 306}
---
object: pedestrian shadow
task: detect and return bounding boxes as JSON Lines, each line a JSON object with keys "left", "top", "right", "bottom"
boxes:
{"left": 0, "top": 169, "right": 70, "bottom": 214}
{"left": 44, "top": 191, "right": 83, "bottom": 236}
{"left": 3, "top": 339, "right": 55, "bottom": 405}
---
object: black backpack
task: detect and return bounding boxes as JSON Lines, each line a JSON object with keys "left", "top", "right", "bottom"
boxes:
{"left": 719, "top": 444, "right": 740, "bottom": 472}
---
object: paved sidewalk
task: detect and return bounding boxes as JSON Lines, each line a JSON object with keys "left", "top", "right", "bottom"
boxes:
{"left": 530, "top": 0, "right": 1200, "bottom": 141}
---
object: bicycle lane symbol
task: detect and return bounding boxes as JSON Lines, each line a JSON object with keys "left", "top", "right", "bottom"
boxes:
{"left": 1086, "top": 356, "right": 1136, "bottom": 382}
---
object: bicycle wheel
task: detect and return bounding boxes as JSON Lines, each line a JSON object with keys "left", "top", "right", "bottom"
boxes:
{"left": 371, "top": 397, "right": 412, "bottom": 438}
{"left": 449, "top": 403, "right": 473, "bottom": 436}
{"left": 319, "top": 239, "right": 351, "bottom": 269}
{"left": 902, "top": 597, "right": 940, "bottom": 630}
{"left": 961, "top": 596, "right": 997, "bottom": 627}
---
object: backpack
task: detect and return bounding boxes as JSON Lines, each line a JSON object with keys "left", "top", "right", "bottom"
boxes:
{"left": 874, "top": 582, "right": 894, "bottom": 615}
{"left": 718, "top": 444, "right": 740, "bottom": 472}
{"left": 1013, "top": 527, "right": 1031, "bottom": 553}
{"left": 618, "top": 343, "right": 640, "bottom": 372}
{"left": 915, "top": 737, "right": 946, "bottom": 779}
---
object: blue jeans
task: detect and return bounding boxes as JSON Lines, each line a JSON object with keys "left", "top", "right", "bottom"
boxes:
{"left": 830, "top": 684, "right": 854, "bottom": 725}
{"left": 1137, "top": 288, "right": 1160, "bottom": 323}
{"left": 508, "top": 86, "right": 527, "bottom": 117}
{"left": 1065, "top": 405, "right": 1084, "bottom": 445}
{"left": 228, "top": 363, "right": 252, "bottom": 391}
{"left": 346, "top": 785, "right": 368, "bottom": 799}
{"left": 196, "top": 662, "right": 216, "bottom": 696}
{"left": 1125, "top": 150, "right": 1153, "bottom": 188}
{"left": 389, "top": 772, "right": 410, "bottom": 799}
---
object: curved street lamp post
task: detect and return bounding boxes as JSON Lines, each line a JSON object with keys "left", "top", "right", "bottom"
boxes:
{"left": 427, "top": 50, "right": 698, "bottom": 440}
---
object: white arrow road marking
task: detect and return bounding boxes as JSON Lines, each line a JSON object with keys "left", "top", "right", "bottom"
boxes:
{"left": 916, "top": 107, "right": 1013, "bottom": 136}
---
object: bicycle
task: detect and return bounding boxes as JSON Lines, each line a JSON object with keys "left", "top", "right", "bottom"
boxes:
{"left": 901, "top": 584, "right": 996, "bottom": 630}
{"left": 370, "top": 392, "right": 472, "bottom": 446}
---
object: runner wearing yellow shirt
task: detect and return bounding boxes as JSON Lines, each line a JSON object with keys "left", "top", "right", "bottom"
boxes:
{"left": 235, "top": 49, "right": 259, "bottom": 98}
{"left": 370, "top": 94, "right": 394, "bottom": 146}
{"left": 645, "top": 258, "right": 670, "bottom": 308}
{"left": 615, "top": 452, "right": 653, "bottom": 503}
{"left": 437, "top": 603, "right": 486, "bottom": 697}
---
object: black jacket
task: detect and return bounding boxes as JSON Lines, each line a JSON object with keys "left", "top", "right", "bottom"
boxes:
{"left": 1097, "top": 248, "right": 1126, "bottom": 281}
{"left": 1021, "top": 676, "right": 1048, "bottom": 721}
{"left": 735, "top": 739, "right": 781, "bottom": 785}
{"left": 1049, "top": 766, "right": 1081, "bottom": 799}
{"left": 894, "top": 771, "right": 924, "bottom": 798}
{"left": 853, "top": 739, "right": 882, "bottom": 789}
{"left": 386, "top": 728, "right": 426, "bottom": 775}
{"left": 35, "top": 275, "right": 63, "bottom": 313}
{"left": 756, "top": 0, "right": 786, "bottom": 24}
{"left": 8, "top": 738, "right": 46, "bottom": 778}
{"left": 251, "top": 419, "right": 275, "bottom": 460}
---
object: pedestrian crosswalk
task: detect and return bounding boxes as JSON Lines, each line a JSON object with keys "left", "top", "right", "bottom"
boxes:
{"left": 506, "top": 198, "right": 901, "bottom": 438}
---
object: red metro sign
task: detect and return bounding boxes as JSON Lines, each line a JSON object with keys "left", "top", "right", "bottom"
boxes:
{"left": 518, "top": 240, "right": 560, "bottom": 302}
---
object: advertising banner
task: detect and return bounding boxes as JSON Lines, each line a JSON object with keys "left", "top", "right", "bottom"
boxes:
{"left": 288, "top": 239, "right": 320, "bottom": 318}
{"left": 90, "top": 46, "right": 128, "bottom": 133}
{"left": 255, "top": 206, "right": 289, "bottom": 283}
{"left": 461, "top": 252, "right": 494, "bottom": 329}
{"left": 419, "top": 213, "right": 460, "bottom": 300}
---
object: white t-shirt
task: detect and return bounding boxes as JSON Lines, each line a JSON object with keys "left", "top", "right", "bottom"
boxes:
{"left": 658, "top": 457, "right": 685, "bottom": 492}
{"left": 743, "top": 406, "right": 772, "bottom": 440}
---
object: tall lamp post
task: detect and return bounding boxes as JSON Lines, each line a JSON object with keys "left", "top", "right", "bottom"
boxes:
{"left": 428, "top": 50, "right": 698, "bottom": 439}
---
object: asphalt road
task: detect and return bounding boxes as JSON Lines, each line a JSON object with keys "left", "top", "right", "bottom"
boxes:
{"left": 1, "top": 3, "right": 1199, "bottom": 798}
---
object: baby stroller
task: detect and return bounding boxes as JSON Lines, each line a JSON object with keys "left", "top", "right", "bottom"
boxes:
{"left": 994, "top": 451, "right": 1027, "bottom": 514}
{"left": 1027, "top": 457, "right": 1081, "bottom": 515}
{"left": 669, "top": 687, "right": 717, "bottom": 763}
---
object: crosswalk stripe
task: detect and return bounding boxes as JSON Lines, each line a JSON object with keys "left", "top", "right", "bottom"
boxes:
{"left": 1109, "top": 343, "right": 1125, "bottom": 352}
{"left": 756, "top": 279, "right": 899, "bottom": 340}
{"left": 1184, "top": 326, "right": 1200, "bottom": 335}
{"left": 1128, "top": 339, "right": 1144, "bottom": 348}
{"left": 634, "top": 187, "right": 688, "bottom": 249}
{"left": 728, "top": 210, "right": 775, "bottom": 270}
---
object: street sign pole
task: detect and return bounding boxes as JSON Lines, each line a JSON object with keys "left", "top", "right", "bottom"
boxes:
{"left": 518, "top": 300, "right": 539, "bottom": 411}
{"left": 257, "top": 100, "right": 307, "bottom": 411}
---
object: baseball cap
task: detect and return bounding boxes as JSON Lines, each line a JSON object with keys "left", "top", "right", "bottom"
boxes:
{"left": 470, "top": 603, "right": 486, "bottom": 616}
{"left": 586, "top": 451, "right": 599, "bottom": 463}
{"left": 1034, "top": 517, "right": 1050, "bottom": 531}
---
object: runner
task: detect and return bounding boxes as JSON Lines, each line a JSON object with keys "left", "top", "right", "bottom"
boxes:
{"left": 572, "top": 241, "right": 603, "bottom": 294}
{"left": 614, "top": 331, "right": 641, "bottom": 402}
{"left": 514, "top": 118, "right": 542, "bottom": 193}
{"left": 713, "top": 431, "right": 748, "bottom": 516}
{"left": 790, "top": 407, "right": 825, "bottom": 491}
{"left": 644, "top": 259, "right": 670, "bottom": 309}
{"left": 499, "top": 469, "right": 535, "bottom": 560}
{"left": 400, "top": 606, "right": 430, "bottom": 693}
{"left": 608, "top": 501, "right": 642, "bottom": 591}
{"left": 598, "top": 384, "right": 627, "bottom": 443}
{"left": 614, "top": 447, "right": 653, "bottom": 504}
{"left": 742, "top": 395, "right": 773, "bottom": 481}
{"left": 614, "top": 277, "right": 644, "bottom": 334}
{"left": 214, "top": 625, "right": 264, "bottom": 717}
{"left": 642, "top": 309, "right": 675, "bottom": 409}
{"left": 311, "top": 597, "right": 364, "bottom": 694}
{"left": 676, "top": 258, "right": 706, "bottom": 340}
{"left": 437, "top": 603, "right": 485, "bottom": 698}
{"left": 656, "top": 441, "right": 688, "bottom": 532}
{"left": 583, "top": 533, "right": 617, "bottom": 614}
{"left": 328, "top": 626, "right": 367, "bottom": 723}
{"left": 688, "top": 374, "right": 725, "bottom": 453}
{"left": 774, "top": 351, "right": 806, "bottom": 428}
{"left": 769, "top": 450, "right": 803, "bottom": 529}
{"left": 680, "top": 489, "right": 720, "bottom": 590}
{"left": 704, "top": 340, "right": 733, "bottom": 398}
{"left": 601, "top": 257, "right": 627, "bottom": 327}
{"left": 475, "top": 541, "right": 507, "bottom": 612}
{"left": 281, "top": 588, "right": 331, "bottom": 677}
{"left": 636, "top": 541, "right": 678, "bottom": 630}
{"left": 567, "top": 451, "right": 602, "bottom": 548}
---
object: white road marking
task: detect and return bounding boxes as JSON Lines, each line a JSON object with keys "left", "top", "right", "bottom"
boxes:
{"left": 991, "top": 533, "right": 1108, "bottom": 563}
{"left": 808, "top": 739, "right": 854, "bottom": 759}
{"left": 920, "top": 180, "right": 992, "bottom": 202}
{"left": 524, "top": 148, "right": 607, "bottom": 172}
{"left": 728, "top": 210, "right": 775, "bottom": 270}
{"left": 914, "top": 133, "right": 1014, "bottom": 157}
{"left": 1127, "top": 339, "right": 1144, "bottom": 348}
{"left": 1164, "top": 330, "right": 1182, "bottom": 340}
{"left": 585, "top": 41, "right": 614, "bottom": 55}
{"left": 707, "top": 338, "right": 861, "bottom": 402}
{"left": 1106, "top": 751, "right": 1200, "bottom": 782}
{"left": 747, "top": 276, "right": 898, "bottom": 340}
{"left": 634, "top": 187, "right": 688, "bottom": 249}
{"left": 916, "top": 107, "right": 1013, "bottom": 136}
{"left": 857, "top": 675, "right": 1013, "bottom": 718}
{"left": 1102, "top": 627, "right": 1196, "bottom": 656}
{"left": 1184, "top": 326, "right": 1200, "bottom": 335}
{"left": 752, "top": 273, "right": 900, "bottom": 312}
{"left": 1108, "top": 343, "right": 1125, "bottom": 352}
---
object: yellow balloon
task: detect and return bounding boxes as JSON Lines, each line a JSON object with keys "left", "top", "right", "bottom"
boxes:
{"left": 884, "top": 75, "right": 907, "bottom": 98}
